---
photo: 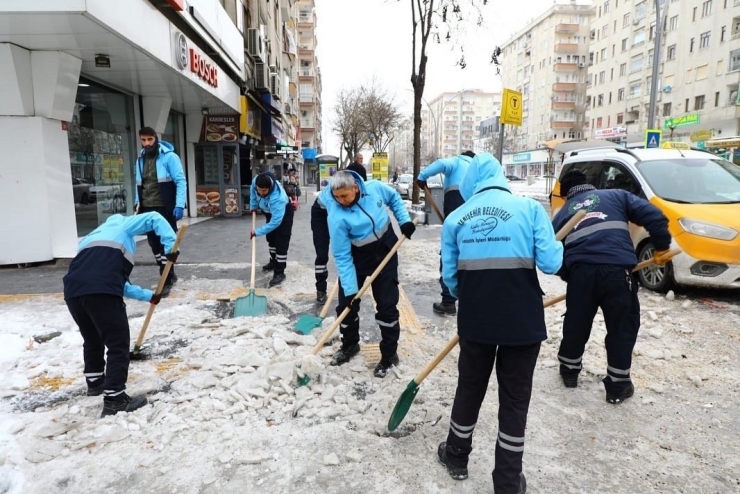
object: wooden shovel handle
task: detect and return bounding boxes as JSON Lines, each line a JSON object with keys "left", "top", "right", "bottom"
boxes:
{"left": 133, "top": 223, "right": 188, "bottom": 352}
{"left": 310, "top": 217, "right": 418, "bottom": 355}
{"left": 318, "top": 281, "right": 340, "bottom": 319}
{"left": 424, "top": 186, "right": 444, "bottom": 222}
{"left": 250, "top": 212, "right": 257, "bottom": 291}
{"left": 555, "top": 209, "right": 586, "bottom": 242}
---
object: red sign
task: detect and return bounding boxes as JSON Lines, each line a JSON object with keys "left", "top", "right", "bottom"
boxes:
{"left": 190, "top": 49, "right": 218, "bottom": 88}
{"left": 165, "top": 0, "right": 185, "bottom": 11}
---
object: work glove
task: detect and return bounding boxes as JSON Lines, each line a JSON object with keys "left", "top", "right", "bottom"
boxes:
{"left": 400, "top": 221, "right": 416, "bottom": 239}
{"left": 653, "top": 249, "right": 671, "bottom": 266}
{"left": 250, "top": 230, "right": 257, "bottom": 239}
{"left": 173, "top": 207, "right": 184, "bottom": 221}
{"left": 150, "top": 293, "right": 162, "bottom": 305}
{"left": 339, "top": 294, "right": 361, "bottom": 314}
{"left": 416, "top": 179, "right": 427, "bottom": 190}
{"left": 165, "top": 250, "right": 180, "bottom": 263}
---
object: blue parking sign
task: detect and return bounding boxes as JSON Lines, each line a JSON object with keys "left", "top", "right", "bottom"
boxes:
{"left": 645, "top": 129, "right": 662, "bottom": 148}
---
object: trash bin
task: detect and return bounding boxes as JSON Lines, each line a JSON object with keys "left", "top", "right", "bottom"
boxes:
{"left": 423, "top": 186, "right": 445, "bottom": 225}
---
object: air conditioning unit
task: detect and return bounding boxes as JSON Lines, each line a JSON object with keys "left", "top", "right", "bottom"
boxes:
{"left": 270, "top": 72, "right": 281, "bottom": 100}
{"left": 255, "top": 63, "right": 269, "bottom": 90}
{"left": 578, "top": 62, "right": 585, "bottom": 68}
{"left": 247, "top": 27, "right": 265, "bottom": 62}
{"left": 632, "top": 18, "right": 640, "bottom": 25}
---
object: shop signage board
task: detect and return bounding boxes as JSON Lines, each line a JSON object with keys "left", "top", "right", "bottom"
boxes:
{"left": 201, "top": 115, "right": 239, "bottom": 142}
{"left": 690, "top": 129, "right": 713, "bottom": 142}
{"left": 172, "top": 29, "right": 220, "bottom": 90}
{"left": 500, "top": 88, "right": 523, "bottom": 126}
{"left": 594, "top": 125, "right": 627, "bottom": 139}
{"left": 512, "top": 152, "right": 531, "bottom": 163}
{"left": 663, "top": 113, "right": 700, "bottom": 129}
{"left": 372, "top": 152, "right": 389, "bottom": 181}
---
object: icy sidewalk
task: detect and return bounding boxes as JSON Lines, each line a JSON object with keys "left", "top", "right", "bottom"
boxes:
{"left": 1, "top": 238, "right": 740, "bottom": 493}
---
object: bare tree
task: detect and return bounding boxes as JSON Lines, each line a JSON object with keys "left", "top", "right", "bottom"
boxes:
{"left": 331, "top": 87, "right": 369, "bottom": 167}
{"left": 404, "top": 0, "right": 488, "bottom": 203}
{"left": 361, "top": 80, "right": 403, "bottom": 153}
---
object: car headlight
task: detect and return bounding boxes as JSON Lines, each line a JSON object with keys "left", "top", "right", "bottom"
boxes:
{"left": 678, "top": 218, "right": 738, "bottom": 241}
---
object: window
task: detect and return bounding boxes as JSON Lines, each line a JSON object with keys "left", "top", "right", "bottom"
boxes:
{"left": 700, "top": 31, "right": 710, "bottom": 49}
{"left": 602, "top": 25, "right": 609, "bottom": 38}
{"left": 633, "top": 28, "right": 646, "bottom": 46}
{"left": 617, "top": 113, "right": 624, "bottom": 124}
{"left": 597, "top": 117, "right": 603, "bottom": 127}
{"left": 715, "top": 91, "right": 720, "bottom": 107}
{"left": 602, "top": 164, "right": 639, "bottom": 195}
{"left": 667, "top": 44, "right": 677, "bottom": 60}
{"left": 685, "top": 98, "right": 690, "bottom": 110}
{"left": 731, "top": 49, "right": 740, "bottom": 72}
{"left": 702, "top": 0, "right": 712, "bottom": 17}
{"left": 601, "top": 48, "right": 607, "bottom": 61}
{"left": 609, "top": 92, "right": 613, "bottom": 104}
{"left": 618, "top": 87, "right": 625, "bottom": 100}
{"left": 648, "top": 49, "right": 654, "bottom": 67}
{"left": 669, "top": 15, "right": 679, "bottom": 31}
{"left": 721, "top": 26, "right": 726, "bottom": 42}
{"left": 620, "top": 63, "right": 627, "bottom": 76}
{"left": 623, "top": 13, "right": 631, "bottom": 27}
{"left": 600, "top": 71, "right": 606, "bottom": 83}
{"left": 630, "top": 54, "right": 644, "bottom": 73}
{"left": 695, "top": 95, "right": 706, "bottom": 110}
{"left": 690, "top": 38, "right": 695, "bottom": 53}
{"left": 622, "top": 38, "right": 628, "bottom": 51}
{"left": 604, "top": 0, "right": 610, "bottom": 13}
{"left": 629, "top": 81, "right": 642, "bottom": 98}
{"left": 663, "top": 102, "right": 671, "bottom": 116}
{"left": 692, "top": 7, "right": 697, "bottom": 21}
{"left": 635, "top": 1, "right": 647, "bottom": 20}
{"left": 598, "top": 94, "right": 604, "bottom": 106}
{"left": 611, "top": 68, "right": 614, "bottom": 80}
{"left": 696, "top": 64, "right": 708, "bottom": 80}
{"left": 650, "top": 23, "right": 656, "bottom": 41}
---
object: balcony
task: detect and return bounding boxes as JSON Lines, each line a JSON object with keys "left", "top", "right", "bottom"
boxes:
{"left": 551, "top": 101, "right": 576, "bottom": 110}
{"left": 299, "top": 68, "right": 314, "bottom": 78}
{"left": 299, "top": 93, "right": 314, "bottom": 103}
{"left": 555, "top": 23, "right": 580, "bottom": 33}
{"left": 298, "top": 44, "right": 314, "bottom": 52}
{"left": 554, "top": 43, "right": 579, "bottom": 53}
{"left": 298, "top": 15, "right": 314, "bottom": 25}
{"left": 300, "top": 118, "right": 314, "bottom": 129}
{"left": 553, "top": 62, "right": 579, "bottom": 72}
{"left": 551, "top": 121, "right": 576, "bottom": 128}
{"left": 553, "top": 82, "right": 577, "bottom": 91}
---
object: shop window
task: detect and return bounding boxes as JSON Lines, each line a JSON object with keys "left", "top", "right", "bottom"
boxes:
{"left": 67, "top": 77, "right": 136, "bottom": 237}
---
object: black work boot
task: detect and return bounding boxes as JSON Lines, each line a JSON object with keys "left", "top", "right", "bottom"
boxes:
{"left": 101, "top": 394, "right": 148, "bottom": 418}
{"left": 86, "top": 377, "right": 105, "bottom": 397}
{"left": 330, "top": 343, "right": 360, "bottom": 366}
{"left": 262, "top": 259, "right": 277, "bottom": 271}
{"left": 269, "top": 272, "right": 286, "bottom": 287}
{"left": 433, "top": 302, "right": 456, "bottom": 316}
{"left": 373, "top": 353, "right": 399, "bottom": 378}
{"left": 316, "top": 291, "right": 327, "bottom": 305}
{"left": 493, "top": 471, "right": 527, "bottom": 493}
{"left": 561, "top": 373, "right": 579, "bottom": 388}
{"left": 606, "top": 383, "right": 635, "bottom": 404}
{"left": 437, "top": 442, "right": 468, "bottom": 480}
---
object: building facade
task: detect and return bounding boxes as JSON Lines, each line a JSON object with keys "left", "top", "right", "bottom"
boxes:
{"left": 586, "top": 0, "right": 740, "bottom": 146}
{"left": 499, "top": 1, "right": 596, "bottom": 152}
{"left": 296, "top": 0, "right": 323, "bottom": 184}
{"left": 420, "top": 90, "right": 501, "bottom": 161}
{"left": 0, "top": 0, "right": 321, "bottom": 265}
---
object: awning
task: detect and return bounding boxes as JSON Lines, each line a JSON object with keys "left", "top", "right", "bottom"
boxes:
{"left": 704, "top": 137, "right": 740, "bottom": 148}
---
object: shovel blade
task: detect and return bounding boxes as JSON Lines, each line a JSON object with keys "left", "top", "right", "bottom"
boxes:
{"left": 387, "top": 380, "right": 421, "bottom": 431}
{"left": 294, "top": 315, "right": 323, "bottom": 335}
{"left": 234, "top": 289, "right": 267, "bottom": 317}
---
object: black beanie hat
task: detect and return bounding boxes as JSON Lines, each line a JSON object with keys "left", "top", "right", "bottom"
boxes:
{"left": 462, "top": 150, "right": 476, "bottom": 158}
{"left": 559, "top": 169, "right": 588, "bottom": 197}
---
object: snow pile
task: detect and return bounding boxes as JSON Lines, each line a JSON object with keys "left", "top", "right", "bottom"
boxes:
{"left": 508, "top": 178, "right": 552, "bottom": 204}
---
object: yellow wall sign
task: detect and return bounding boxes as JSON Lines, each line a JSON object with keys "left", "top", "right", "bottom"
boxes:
{"left": 500, "top": 88, "right": 523, "bottom": 126}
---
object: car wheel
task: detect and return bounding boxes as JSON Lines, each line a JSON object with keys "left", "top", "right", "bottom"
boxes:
{"left": 81, "top": 193, "right": 89, "bottom": 205}
{"left": 637, "top": 241, "right": 674, "bottom": 293}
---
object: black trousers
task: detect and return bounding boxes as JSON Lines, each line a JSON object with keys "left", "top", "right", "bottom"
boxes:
{"left": 445, "top": 338, "right": 540, "bottom": 493}
{"left": 66, "top": 294, "right": 131, "bottom": 398}
{"left": 438, "top": 191, "right": 464, "bottom": 305}
{"left": 264, "top": 203, "right": 294, "bottom": 275}
{"left": 336, "top": 253, "right": 400, "bottom": 360}
{"left": 558, "top": 264, "right": 640, "bottom": 394}
{"left": 139, "top": 206, "right": 178, "bottom": 283}
{"left": 311, "top": 199, "right": 330, "bottom": 293}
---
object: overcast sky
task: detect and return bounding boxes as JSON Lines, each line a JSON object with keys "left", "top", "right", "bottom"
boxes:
{"left": 314, "top": 0, "right": 569, "bottom": 155}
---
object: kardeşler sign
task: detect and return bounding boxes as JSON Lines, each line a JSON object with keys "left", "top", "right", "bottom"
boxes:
{"left": 173, "top": 31, "right": 218, "bottom": 88}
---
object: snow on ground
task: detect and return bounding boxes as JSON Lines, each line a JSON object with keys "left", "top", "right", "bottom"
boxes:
{"left": 1, "top": 237, "right": 740, "bottom": 493}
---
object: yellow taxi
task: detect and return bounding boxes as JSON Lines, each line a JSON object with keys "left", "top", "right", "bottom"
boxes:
{"left": 550, "top": 146, "right": 740, "bottom": 292}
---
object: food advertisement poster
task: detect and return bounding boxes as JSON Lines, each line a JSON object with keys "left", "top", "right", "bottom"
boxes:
{"left": 196, "top": 187, "right": 221, "bottom": 216}
{"left": 319, "top": 163, "right": 336, "bottom": 191}
{"left": 223, "top": 187, "right": 240, "bottom": 216}
{"left": 200, "top": 115, "right": 239, "bottom": 143}
{"left": 371, "top": 152, "right": 389, "bottom": 182}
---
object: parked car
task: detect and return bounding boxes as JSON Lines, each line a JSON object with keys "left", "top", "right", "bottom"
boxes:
{"left": 72, "top": 178, "right": 91, "bottom": 205}
{"left": 394, "top": 174, "right": 414, "bottom": 199}
{"left": 90, "top": 184, "right": 127, "bottom": 213}
{"left": 550, "top": 147, "right": 740, "bottom": 292}
{"left": 506, "top": 175, "right": 525, "bottom": 182}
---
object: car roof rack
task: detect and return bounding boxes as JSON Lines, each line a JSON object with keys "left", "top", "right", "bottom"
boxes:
{"left": 568, "top": 147, "right": 641, "bottom": 161}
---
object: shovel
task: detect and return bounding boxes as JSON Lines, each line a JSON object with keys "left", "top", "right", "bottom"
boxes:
{"left": 295, "top": 281, "right": 340, "bottom": 335}
{"left": 131, "top": 223, "right": 188, "bottom": 360}
{"left": 234, "top": 212, "right": 268, "bottom": 317}
{"left": 386, "top": 210, "right": 586, "bottom": 430}
{"left": 297, "top": 218, "right": 418, "bottom": 387}
{"left": 423, "top": 186, "right": 444, "bottom": 222}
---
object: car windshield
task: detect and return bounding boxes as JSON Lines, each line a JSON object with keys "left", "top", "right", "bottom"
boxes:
{"left": 399, "top": 175, "right": 412, "bottom": 184}
{"left": 637, "top": 158, "right": 740, "bottom": 204}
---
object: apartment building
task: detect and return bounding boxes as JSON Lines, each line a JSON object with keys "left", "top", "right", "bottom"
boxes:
{"left": 0, "top": 0, "right": 320, "bottom": 264}
{"left": 296, "top": 0, "right": 323, "bottom": 179}
{"left": 499, "top": 1, "right": 596, "bottom": 153}
{"left": 420, "top": 90, "right": 501, "bottom": 161}
{"left": 586, "top": 0, "right": 740, "bottom": 146}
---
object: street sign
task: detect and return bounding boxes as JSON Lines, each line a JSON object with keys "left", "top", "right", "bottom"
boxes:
{"left": 500, "top": 88, "right": 523, "bottom": 126}
{"left": 645, "top": 129, "right": 662, "bottom": 149}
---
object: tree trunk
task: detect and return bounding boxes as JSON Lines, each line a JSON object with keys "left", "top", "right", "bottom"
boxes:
{"left": 412, "top": 89, "right": 423, "bottom": 204}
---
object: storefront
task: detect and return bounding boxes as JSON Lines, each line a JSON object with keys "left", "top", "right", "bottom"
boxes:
{"left": 502, "top": 150, "right": 550, "bottom": 178}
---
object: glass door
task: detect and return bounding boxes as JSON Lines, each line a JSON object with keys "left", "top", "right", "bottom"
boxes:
{"left": 221, "top": 145, "right": 241, "bottom": 217}
{"left": 195, "top": 144, "right": 221, "bottom": 216}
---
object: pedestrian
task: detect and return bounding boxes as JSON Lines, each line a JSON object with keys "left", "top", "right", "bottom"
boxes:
{"left": 250, "top": 171, "right": 294, "bottom": 287}
{"left": 552, "top": 169, "right": 671, "bottom": 404}
{"left": 325, "top": 170, "right": 415, "bottom": 377}
{"left": 392, "top": 170, "right": 399, "bottom": 184}
{"left": 133, "top": 126, "right": 186, "bottom": 297}
{"left": 437, "top": 153, "right": 563, "bottom": 492}
{"left": 415, "top": 150, "right": 475, "bottom": 316}
{"left": 310, "top": 159, "right": 367, "bottom": 305}
{"left": 346, "top": 154, "right": 367, "bottom": 179}
{"left": 63, "top": 213, "right": 178, "bottom": 417}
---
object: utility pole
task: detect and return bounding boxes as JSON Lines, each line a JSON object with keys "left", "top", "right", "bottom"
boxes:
{"left": 647, "top": 0, "right": 668, "bottom": 129}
